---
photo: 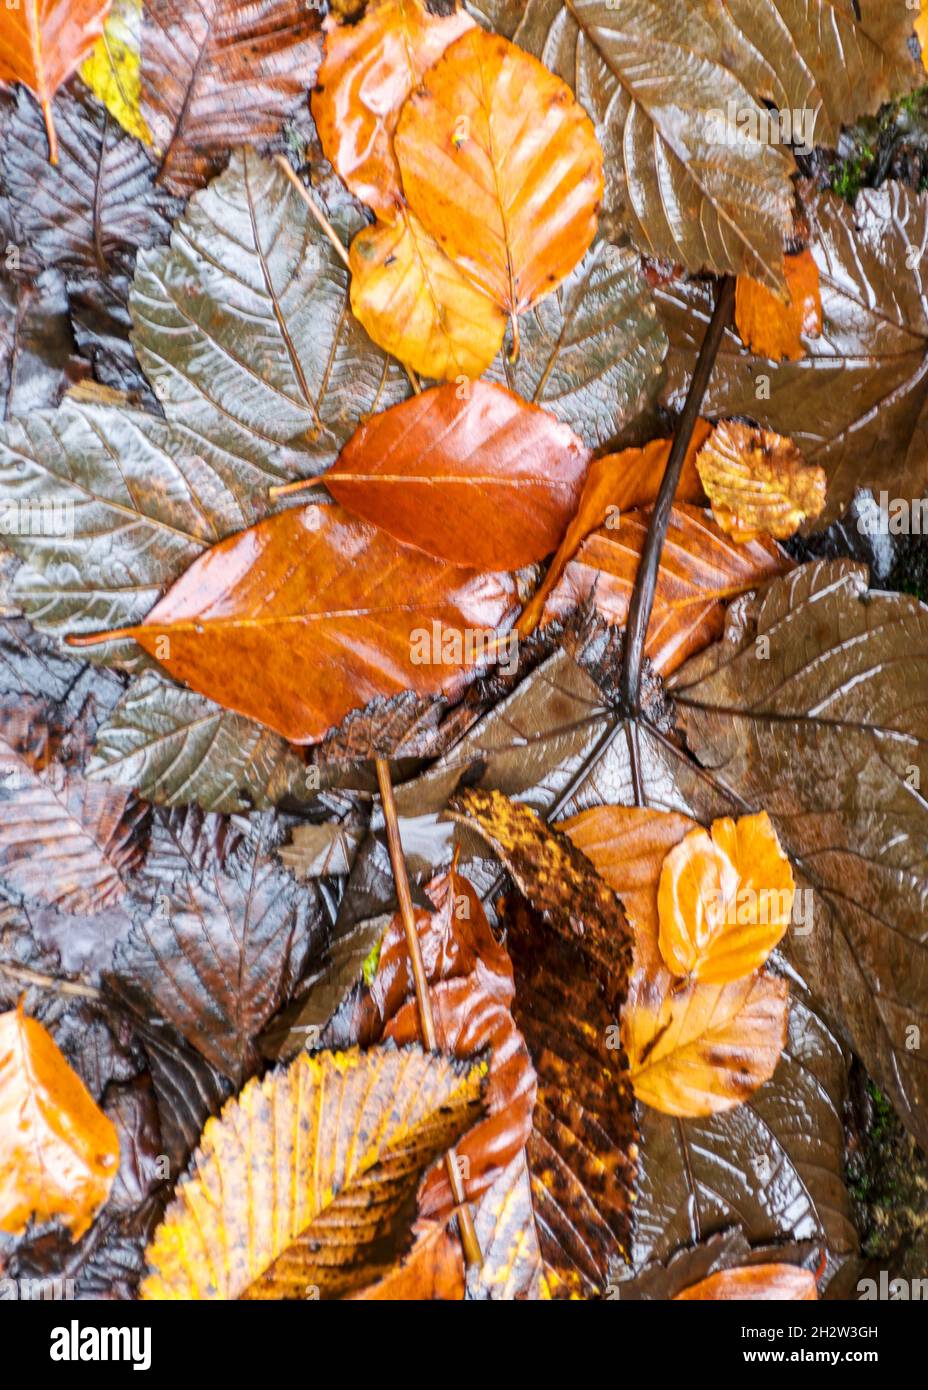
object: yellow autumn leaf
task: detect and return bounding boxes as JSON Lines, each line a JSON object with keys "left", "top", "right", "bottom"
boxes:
{"left": 735, "top": 247, "right": 822, "bottom": 362}
{"left": 81, "top": 0, "right": 151, "bottom": 144}
{"left": 349, "top": 208, "right": 506, "bottom": 380}
{"left": 657, "top": 811, "right": 795, "bottom": 983}
{"left": 696, "top": 421, "right": 827, "bottom": 543}
{"left": 0, "top": 1002, "right": 119, "bottom": 1238}
{"left": 141, "top": 1044, "right": 485, "bottom": 1300}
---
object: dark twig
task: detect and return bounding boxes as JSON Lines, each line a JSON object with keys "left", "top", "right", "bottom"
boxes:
{"left": 618, "top": 275, "right": 735, "bottom": 715}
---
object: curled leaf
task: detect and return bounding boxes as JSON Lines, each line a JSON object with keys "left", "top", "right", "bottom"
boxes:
{"left": 696, "top": 422, "right": 827, "bottom": 542}
{"left": 0, "top": 1002, "right": 120, "bottom": 1238}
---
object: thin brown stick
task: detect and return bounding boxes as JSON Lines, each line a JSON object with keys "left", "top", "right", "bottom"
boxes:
{"left": 0, "top": 962, "right": 101, "bottom": 1001}
{"left": 375, "top": 757, "right": 483, "bottom": 1268}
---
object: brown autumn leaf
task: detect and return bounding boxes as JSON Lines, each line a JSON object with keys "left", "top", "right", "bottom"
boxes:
{"left": 518, "top": 420, "right": 712, "bottom": 635}
{"left": 312, "top": 0, "right": 475, "bottom": 218}
{"left": 541, "top": 503, "right": 790, "bottom": 677}
{"left": 0, "top": 1001, "right": 120, "bottom": 1238}
{"left": 306, "top": 380, "right": 590, "bottom": 569}
{"left": 0, "top": 0, "right": 110, "bottom": 162}
{"left": 0, "top": 699, "right": 146, "bottom": 914}
{"left": 696, "top": 422, "right": 827, "bottom": 542}
{"left": 735, "top": 249, "right": 823, "bottom": 362}
{"left": 349, "top": 208, "right": 507, "bottom": 380}
{"left": 395, "top": 28, "right": 603, "bottom": 322}
{"left": 140, "top": 1044, "right": 485, "bottom": 1299}
{"left": 657, "top": 812, "right": 795, "bottom": 983}
{"left": 354, "top": 863, "right": 536, "bottom": 1212}
{"left": 674, "top": 1264, "right": 817, "bottom": 1301}
{"left": 626, "top": 967, "right": 790, "bottom": 1118}
{"left": 446, "top": 787, "right": 634, "bottom": 1003}
{"left": 68, "top": 504, "right": 519, "bottom": 745}
{"left": 348, "top": 1219, "right": 464, "bottom": 1301}
{"left": 139, "top": 0, "right": 323, "bottom": 196}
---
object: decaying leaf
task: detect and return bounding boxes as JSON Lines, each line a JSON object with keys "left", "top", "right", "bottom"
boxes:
{"left": 518, "top": 421, "right": 712, "bottom": 635}
{"left": 735, "top": 249, "right": 822, "bottom": 362}
{"left": 696, "top": 422, "right": 827, "bottom": 542}
{"left": 657, "top": 812, "right": 794, "bottom": 983}
{"left": 69, "top": 504, "right": 519, "bottom": 745}
{"left": 0, "top": 1002, "right": 119, "bottom": 1238}
{"left": 395, "top": 28, "right": 603, "bottom": 319}
{"left": 140, "top": 1044, "right": 486, "bottom": 1299}
{"left": 139, "top": 0, "right": 323, "bottom": 195}
{"left": 315, "top": 380, "right": 591, "bottom": 568}
{"left": 542, "top": 503, "right": 789, "bottom": 677}
{"left": 0, "top": 270, "right": 85, "bottom": 422}
{"left": 0, "top": 0, "right": 111, "bottom": 162}
{"left": 674, "top": 1263, "right": 817, "bottom": 1301}
{"left": 349, "top": 209, "right": 506, "bottom": 380}
{"left": 349, "top": 1219, "right": 464, "bottom": 1301}
{"left": 313, "top": 0, "right": 476, "bottom": 217}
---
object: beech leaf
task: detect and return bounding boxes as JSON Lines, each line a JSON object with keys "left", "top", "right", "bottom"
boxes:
{"left": 674, "top": 1263, "right": 817, "bottom": 1301}
{"left": 695, "top": 422, "right": 827, "bottom": 542}
{"left": 734, "top": 249, "right": 822, "bottom": 363}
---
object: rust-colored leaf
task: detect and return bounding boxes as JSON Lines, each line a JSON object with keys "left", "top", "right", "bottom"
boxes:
{"left": 349, "top": 209, "right": 506, "bottom": 380}
{"left": 674, "top": 1263, "right": 817, "bottom": 1301}
{"left": 354, "top": 863, "right": 536, "bottom": 1213}
{"left": 696, "top": 421, "right": 827, "bottom": 542}
{"left": 141, "top": 1044, "right": 486, "bottom": 1299}
{"left": 658, "top": 812, "right": 795, "bottom": 984}
{"left": 626, "top": 968, "right": 789, "bottom": 1118}
{"left": 68, "top": 504, "right": 519, "bottom": 745}
{"left": 735, "top": 249, "right": 823, "bottom": 362}
{"left": 314, "top": 381, "right": 591, "bottom": 569}
{"left": 0, "top": 0, "right": 111, "bottom": 162}
{"left": 312, "top": 0, "right": 475, "bottom": 218}
{"left": 0, "top": 1002, "right": 119, "bottom": 1238}
{"left": 518, "top": 421, "right": 712, "bottom": 636}
{"left": 395, "top": 28, "right": 603, "bottom": 318}
{"left": 542, "top": 503, "right": 790, "bottom": 677}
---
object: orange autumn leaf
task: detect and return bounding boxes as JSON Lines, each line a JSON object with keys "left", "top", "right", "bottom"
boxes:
{"left": 518, "top": 421, "right": 712, "bottom": 636}
{"left": 696, "top": 421, "right": 827, "bottom": 542}
{"left": 395, "top": 28, "right": 603, "bottom": 320}
{"left": 0, "top": 0, "right": 112, "bottom": 163}
{"left": 0, "top": 1002, "right": 119, "bottom": 1238}
{"left": 735, "top": 248, "right": 823, "bottom": 361}
{"left": 312, "top": 0, "right": 475, "bottom": 217}
{"left": 68, "top": 503, "right": 519, "bottom": 745}
{"left": 349, "top": 208, "right": 506, "bottom": 380}
{"left": 675, "top": 1264, "right": 817, "bottom": 1301}
{"left": 658, "top": 812, "right": 795, "bottom": 983}
{"left": 540, "top": 503, "right": 789, "bottom": 677}
{"left": 348, "top": 1220, "right": 464, "bottom": 1300}
{"left": 625, "top": 968, "right": 789, "bottom": 1118}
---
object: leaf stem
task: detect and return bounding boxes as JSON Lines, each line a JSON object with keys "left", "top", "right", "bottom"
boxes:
{"left": 375, "top": 757, "right": 483, "bottom": 1269}
{"left": 618, "top": 275, "right": 734, "bottom": 714}
{"left": 0, "top": 962, "right": 101, "bottom": 1001}
{"left": 275, "top": 155, "right": 351, "bottom": 269}
{"left": 41, "top": 98, "right": 58, "bottom": 166}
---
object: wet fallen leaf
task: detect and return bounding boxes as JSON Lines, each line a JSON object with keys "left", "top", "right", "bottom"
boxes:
{"left": 672, "top": 559, "right": 928, "bottom": 1148}
{"left": 395, "top": 28, "right": 603, "bottom": 319}
{"left": 80, "top": 0, "right": 150, "bottom": 143}
{"left": 316, "top": 380, "right": 591, "bottom": 569}
{"left": 696, "top": 421, "right": 827, "bottom": 542}
{"left": 0, "top": 270, "right": 85, "bottom": 421}
{"left": 542, "top": 503, "right": 790, "bottom": 676}
{"left": 0, "top": 0, "right": 110, "bottom": 162}
{"left": 674, "top": 1263, "right": 817, "bottom": 1300}
{"left": 140, "top": 1044, "right": 485, "bottom": 1299}
{"left": 69, "top": 503, "right": 518, "bottom": 744}
{"left": 349, "top": 208, "right": 506, "bottom": 380}
{"left": 0, "top": 1001, "right": 119, "bottom": 1238}
{"left": 518, "top": 421, "right": 712, "bottom": 635}
{"left": 658, "top": 812, "right": 794, "bottom": 983}
{"left": 348, "top": 1219, "right": 464, "bottom": 1300}
{"left": 313, "top": 0, "right": 475, "bottom": 217}
{"left": 735, "top": 249, "right": 822, "bottom": 362}
{"left": 139, "top": 0, "right": 323, "bottom": 195}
